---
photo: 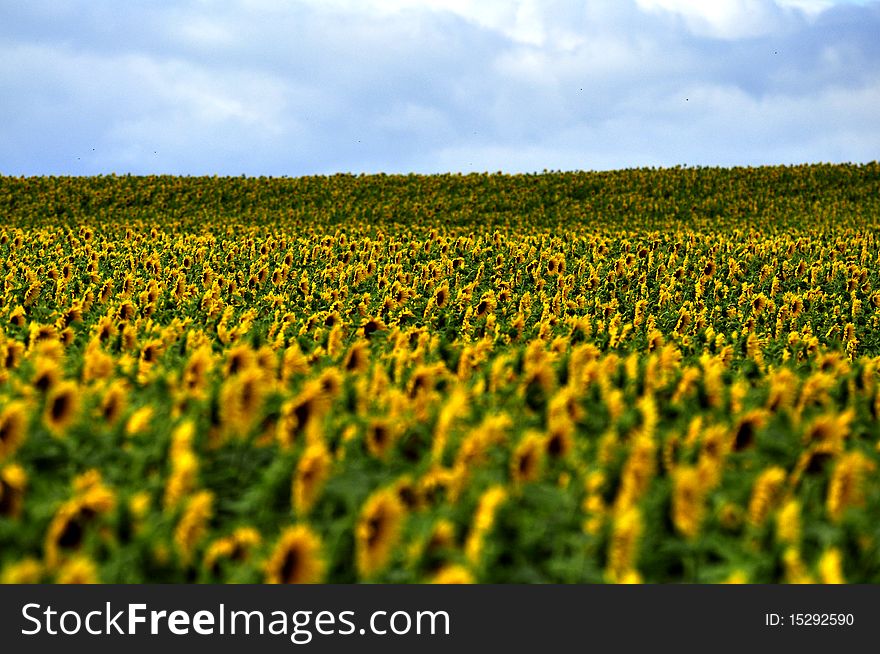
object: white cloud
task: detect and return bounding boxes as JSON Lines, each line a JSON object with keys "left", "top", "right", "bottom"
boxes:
{"left": 422, "top": 76, "right": 880, "bottom": 172}
{"left": 310, "top": 0, "right": 541, "bottom": 41}
{"left": 0, "top": 0, "right": 878, "bottom": 175}
{"left": 168, "top": 16, "right": 237, "bottom": 49}
{"left": 634, "top": 0, "right": 790, "bottom": 38}
{"left": 776, "top": 0, "right": 835, "bottom": 13}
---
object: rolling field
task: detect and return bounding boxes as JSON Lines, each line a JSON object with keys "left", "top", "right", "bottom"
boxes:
{"left": 1, "top": 164, "right": 880, "bottom": 583}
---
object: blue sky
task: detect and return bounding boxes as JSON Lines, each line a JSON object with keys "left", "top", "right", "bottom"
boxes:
{"left": 1, "top": 0, "right": 878, "bottom": 175}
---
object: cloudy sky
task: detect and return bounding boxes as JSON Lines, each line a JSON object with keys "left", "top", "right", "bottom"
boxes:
{"left": 1, "top": 0, "right": 878, "bottom": 175}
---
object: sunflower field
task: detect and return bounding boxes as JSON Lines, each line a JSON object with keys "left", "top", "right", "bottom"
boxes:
{"left": 1, "top": 164, "right": 880, "bottom": 584}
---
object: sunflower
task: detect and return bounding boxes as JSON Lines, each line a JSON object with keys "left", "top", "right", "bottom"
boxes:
{"left": 510, "top": 432, "right": 545, "bottom": 485}
{"left": 224, "top": 344, "right": 257, "bottom": 377}
{"left": 465, "top": 485, "right": 507, "bottom": 565}
{"left": 0, "top": 463, "right": 27, "bottom": 518}
{"left": 128, "top": 491, "right": 151, "bottom": 533}
{"left": 407, "top": 363, "right": 443, "bottom": 398}
{"left": 22, "top": 281, "right": 43, "bottom": 307}
{"left": 99, "top": 381, "right": 128, "bottom": 425}
{"left": 265, "top": 525, "right": 325, "bottom": 584}
{"left": 31, "top": 357, "right": 61, "bottom": 394}
{"left": 430, "top": 565, "right": 474, "bottom": 584}
{"left": 606, "top": 506, "right": 643, "bottom": 583}
{"left": 281, "top": 343, "right": 310, "bottom": 381}
{"left": 343, "top": 341, "right": 370, "bottom": 373}
{"left": 117, "top": 300, "right": 136, "bottom": 321}
{"left": 0, "top": 402, "right": 27, "bottom": 461}
{"left": 292, "top": 442, "right": 332, "bottom": 515}
{"left": 827, "top": 451, "right": 875, "bottom": 522}
{"left": 8, "top": 305, "right": 26, "bottom": 328}
{"left": 782, "top": 547, "right": 813, "bottom": 584}
{"left": 702, "top": 260, "right": 717, "bottom": 278}
{"left": 0, "top": 558, "right": 43, "bottom": 584}
{"left": 356, "top": 488, "right": 407, "bottom": 579}
{"left": 750, "top": 294, "right": 768, "bottom": 315}
{"left": 425, "top": 518, "right": 456, "bottom": 553}
{"left": 31, "top": 337, "right": 65, "bottom": 362}
{"left": 218, "top": 367, "right": 265, "bottom": 438}
{"left": 815, "top": 351, "right": 848, "bottom": 377}
{"left": 45, "top": 472, "right": 116, "bottom": 568}
{"left": 614, "top": 435, "right": 656, "bottom": 512}
{"left": 671, "top": 466, "right": 705, "bottom": 539}
{"left": 98, "top": 281, "right": 114, "bottom": 305}
{"left": 139, "top": 339, "right": 162, "bottom": 366}
{"left": 392, "top": 475, "right": 422, "bottom": 511}
{"left": 731, "top": 410, "right": 767, "bottom": 452}
{"left": 360, "top": 316, "right": 386, "bottom": 340}
{"left": 765, "top": 368, "right": 797, "bottom": 413}
{"left": 82, "top": 341, "right": 115, "bottom": 382}
{"left": 433, "top": 284, "right": 450, "bottom": 308}
{"left": 55, "top": 556, "right": 100, "bottom": 584}
{"left": 818, "top": 548, "right": 845, "bottom": 584}
{"left": 317, "top": 367, "right": 343, "bottom": 398}
{"left": 365, "top": 418, "right": 396, "bottom": 460}
{"left": 647, "top": 330, "right": 664, "bottom": 352}
{"left": 174, "top": 490, "right": 214, "bottom": 565}
{"left": 791, "top": 441, "right": 837, "bottom": 489}
{"left": 204, "top": 527, "right": 262, "bottom": 573}
{"left": 696, "top": 424, "right": 730, "bottom": 491}
{"left": 419, "top": 467, "right": 456, "bottom": 507}
{"left": 747, "top": 466, "right": 787, "bottom": 527}
{"left": 164, "top": 450, "right": 198, "bottom": 511}
{"left": 474, "top": 291, "right": 496, "bottom": 318}
{"left": 179, "top": 346, "right": 213, "bottom": 395}
{"left": 256, "top": 345, "right": 278, "bottom": 376}
{"left": 43, "top": 380, "right": 79, "bottom": 436}
{"left": 125, "top": 406, "right": 154, "bottom": 437}
{"left": 432, "top": 389, "right": 468, "bottom": 462}
{"left": 277, "top": 382, "right": 328, "bottom": 448}
{"left": 454, "top": 415, "right": 510, "bottom": 470}
{"left": 803, "top": 410, "right": 853, "bottom": 449}
{"left": 775, "top": 499, "right": 800, "bottom": 546}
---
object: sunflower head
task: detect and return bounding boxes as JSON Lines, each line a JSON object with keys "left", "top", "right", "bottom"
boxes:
{"left": 0, "top": 463, "right": 28, "bottom": 518}
{"left": 44, "top": 471, "right": 116, "bottom": 568}
{"left": 732, "top": 410, "right": 767, "bottom": 452}
{"left": 277, "top": 383, "right": 329, "bottom": 448}
{"left": 360, "top": 317, "right": 386, "bottom": 340}
{"left": 365, "top": 418, "right": 396, "bottom": 460}
{"left": 292, "top": 442, "right": 333, "bottom": 515}
{"left": 434, "top": 285, "right": 449, "bottom": 308}
{"left": 0, "top": 558, "right": 43, "bottom": 584}
{"left": 183, "top": 346, "right": 214, "bottom": 394}
{"left": 55, "top": 556, "right": 100, "bottom": 584}
{"left": 173, "top": 491, "right": 214, "bottom": 565}
{"left": 356, "top": 489, "right": 407, "bottom": 579}
{"left": 0, "top": 402, "right": 28, "bottom": 461}
{"left": 702, "top": 260, "right": 717, "bottom": 277}
{"left": 343, "top": 341, "right": 370, "bottom": 374}
{"left": 510, "top": 432, "right": 545, "bottom": 485}
{"left": 99, "top": 381, "right": 128, "bottom": 426}
{"left": 32, "top": 358, "right": 61, "bottom": 394}
{"left": 265, "top": 525, "right": 325, "bottom": 584}
{"left": 465, "top": 485, "right": 507, "bottom": 565}
{"left": 204, "top": 527, "right": 262, "bottom": 574}
{"left": 44, "top": 381, "right": 80, "bottom": 436}
{"left": 125, "top": 406, "right": 155, "bottom": 437}
{"left": 430, "top": 564, "right": 474, "bottom": 584}
{"left": 224, "top": 344, "right": 257, "bottom": 377}
{"left": 317, "top": 367, "right": 343, "bottom": 398}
